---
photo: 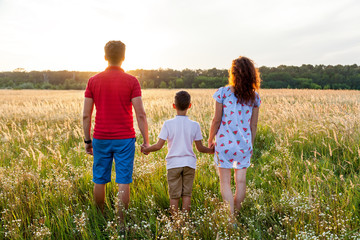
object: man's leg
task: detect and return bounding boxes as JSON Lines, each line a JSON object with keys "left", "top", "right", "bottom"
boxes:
{"left": 118, "top": 183, "right": 130, "bottom": 223}
{"left": 94, "top": 183, "right": 106, "bottom": 213}
{"left": 113, "top": 138, "right": 136, "bottom": 223}
{"left": 92, "top": 139, "right": 113, "bottom": 214}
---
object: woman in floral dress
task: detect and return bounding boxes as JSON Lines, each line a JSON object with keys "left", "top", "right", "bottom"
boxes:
{"left": 208, "top": 56, "right": 261, "bottom": 214}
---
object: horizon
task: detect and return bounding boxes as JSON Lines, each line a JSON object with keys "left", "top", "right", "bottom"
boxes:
{"left": 3, "top": 62, "right": 359, "bottom": 74}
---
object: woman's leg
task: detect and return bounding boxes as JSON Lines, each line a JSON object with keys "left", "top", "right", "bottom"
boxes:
{"left": 218, "top": 168, "right": 234, "bottom": 214}
{"left": 234, "top": 168, "right": 247, "bottom": 212}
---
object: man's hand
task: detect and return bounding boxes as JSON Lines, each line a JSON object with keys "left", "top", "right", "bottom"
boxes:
{"left": 141, "top": 143, "right": 150, "bottom": 155}
{"left": 85, "top": 143, "right": 93, "bottom": 155}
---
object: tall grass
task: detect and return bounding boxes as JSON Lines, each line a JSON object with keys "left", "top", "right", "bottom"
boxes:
{"left": 0, "top": 89, "right": 359, "bottom": 239}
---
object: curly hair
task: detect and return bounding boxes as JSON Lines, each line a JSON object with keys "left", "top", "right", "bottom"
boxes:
{"left": 228, "top": 56, "right": 261, "bottom": 105}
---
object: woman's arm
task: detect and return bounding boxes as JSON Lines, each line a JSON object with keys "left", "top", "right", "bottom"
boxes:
{"left": 250, "top": 107, "right": 260, "bottom": 146}
{"left": 208, "top": 101, "right": 223, "bottom": 147}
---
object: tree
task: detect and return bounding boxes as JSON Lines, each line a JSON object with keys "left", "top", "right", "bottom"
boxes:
{"left": 175, "top": 78, "right": 184, "bottom": 88}
{"left": 159, "top": 81, "right": 167, "bottom": 88}
{"left": 169, "top": 81, "right": 175, "bottom": 88}
{"left": 199, "top": 82, "right": 206, "bottom": 88}
{"left": 147, "top": 80, "right": 155, "bottom": 88}
{"left": 13, "top": 68, "right": 26, "bottom": 72}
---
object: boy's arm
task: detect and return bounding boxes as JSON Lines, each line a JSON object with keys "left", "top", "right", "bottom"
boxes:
{"left": 142, "top": 139, "right": 166, "bottom": 153}
{"left": 195, "top": 140, "right": 214, "bottom": 154}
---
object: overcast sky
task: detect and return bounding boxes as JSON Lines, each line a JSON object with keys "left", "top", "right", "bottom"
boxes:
{"left": 0, "top": 0, "right": 359, "bottom": 71}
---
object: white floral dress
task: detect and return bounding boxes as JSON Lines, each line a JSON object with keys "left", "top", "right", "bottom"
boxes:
{"left": 213, "top": 86, "right": 261, "bottom": 169}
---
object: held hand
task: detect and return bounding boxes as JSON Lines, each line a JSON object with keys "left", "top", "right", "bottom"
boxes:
{"left": 141, "top": 143, "right": 150, "bottom": 155}
{"left": 208, "top": 140, "right": 215, "bottom": 149}
{"left": 209, "top": 145, "right": 215, "bottom": 154}
{"left": 85, "top": 143, "right": 93, "bottom": 155}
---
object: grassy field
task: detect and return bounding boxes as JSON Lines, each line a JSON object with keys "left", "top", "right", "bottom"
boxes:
{"left": 0, "top": 89, "right": 359, "bottom": 239}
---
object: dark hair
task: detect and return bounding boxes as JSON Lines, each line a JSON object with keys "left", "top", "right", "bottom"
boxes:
{"left": 228, "top": 56, "right": 261, "bottom": 105}
{"left": 104, "top": 41, "right": 126, "bottom": 64}
{"left": 175, "top": 91, "right": 191, "bottom": 111}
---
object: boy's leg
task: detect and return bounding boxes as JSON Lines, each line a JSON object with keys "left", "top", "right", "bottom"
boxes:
{"left": 169, "top": 198, "right": 180, "bottom": 215}
{"left": 234, "top": 168, "right": 247, "bottom": 212}
{"left": 94, "top": 183, "right": 106, "bottom": 213}
{"left": 181, "top": 167, "right": 195, "bottom": 213}
{"left": 218, "top": 167, "right": 234, "bottom": 214}
{"left": 167, "top": 168, "right": 183, "bottom": 215}
{"left": 182, "top": 196, "right": 191, "bottom": 212}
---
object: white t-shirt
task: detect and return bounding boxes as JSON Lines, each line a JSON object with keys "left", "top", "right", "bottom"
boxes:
{"left": 158, "top": 116, "right": 203, "bottom": 170}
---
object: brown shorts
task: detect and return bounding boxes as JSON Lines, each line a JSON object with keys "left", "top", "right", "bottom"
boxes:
{"left": 167, "top": 167, "right": 195, "bottom": 199}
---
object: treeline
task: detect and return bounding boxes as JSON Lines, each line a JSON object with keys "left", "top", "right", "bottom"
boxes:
{"left": 0, "top": 70, "right": 96, "bottom": 90}
{"left": 260, "top": 64, "right": 360, "bottom": 89}
{"left": 1, "top": 64, "right": 360, "bottom": 90}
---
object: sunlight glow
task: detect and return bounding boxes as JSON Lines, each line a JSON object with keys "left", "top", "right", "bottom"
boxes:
{"left": 0, "top": 0, "right": 359, "bottom": 71}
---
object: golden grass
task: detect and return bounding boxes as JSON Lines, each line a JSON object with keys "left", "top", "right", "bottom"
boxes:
{"left": 0, "top": 89, "right": 359, "bottom": 239}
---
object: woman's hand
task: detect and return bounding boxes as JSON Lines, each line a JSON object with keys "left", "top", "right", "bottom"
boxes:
{"left": 208, "top": 139, "right": 215, "bottom": 149}
{"left": 209, "top": 144, "right": 215, "bottom": 154}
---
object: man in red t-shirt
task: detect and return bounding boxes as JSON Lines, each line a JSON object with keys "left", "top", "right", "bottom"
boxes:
{"left": 82, "top": 41, "right": 149, "bottom": 221}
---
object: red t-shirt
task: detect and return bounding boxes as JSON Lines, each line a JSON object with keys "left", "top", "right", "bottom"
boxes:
{"left": 84, "top": 66, "right": 141, "bottom": 139}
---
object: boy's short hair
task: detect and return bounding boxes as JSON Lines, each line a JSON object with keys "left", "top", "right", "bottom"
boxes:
{"left": 104, "top": 41, "right": 126, "bottom": 64}
{"left": 175, "top": 91, "right": 191, "bottom": 110}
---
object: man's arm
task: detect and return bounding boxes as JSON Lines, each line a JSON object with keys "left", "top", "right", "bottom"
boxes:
{"left": 131, "top": 96, "right": 149, "bottom": 146}
{"left": 83, "top": 97, "right": 94, "bottom": 155}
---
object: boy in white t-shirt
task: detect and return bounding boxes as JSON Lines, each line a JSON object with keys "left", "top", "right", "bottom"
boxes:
{"left": 141, "top": 91, "right": 214, "bottom": 214}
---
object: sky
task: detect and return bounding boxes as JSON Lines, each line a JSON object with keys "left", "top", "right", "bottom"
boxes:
{"left": 0, "top": 0, "right": 359, "bottom": 72}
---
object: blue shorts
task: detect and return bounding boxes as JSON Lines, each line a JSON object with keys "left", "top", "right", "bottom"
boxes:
{"left": 92, "top": 138, "right": 135, "bottom": 184}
